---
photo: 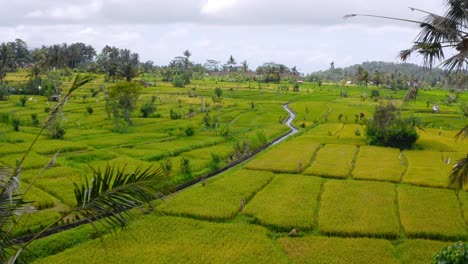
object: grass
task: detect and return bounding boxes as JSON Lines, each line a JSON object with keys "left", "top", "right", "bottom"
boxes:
{"left": 303, "top": 144, "right": 357, "bottom": 178}
{"left": 34, "top": 216, "right": 290, "bottom": 264}
{"left": 243, "top": 174, "right": 322, "bottom": 230}
{"left": 353, "top": 146, "right": 402, "bottom": 182}
{"left": 398, "top": 185, "right": 467, "bottom": 240}
{"left": 245, "top": 137, "right": 320, "bottom": 173}
{"left": 158, "top": 170, "right": 274, "bottom": 220}
{"left": 278, "top": 235, "right": 398, "bottom": 264}
{"left": 402, "top": 151, "right": 465, "bottom": 188}
{"left": 318, "top": 180, "right": 400, "bottom": 238}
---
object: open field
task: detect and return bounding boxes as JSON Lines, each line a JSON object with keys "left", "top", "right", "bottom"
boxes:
{"left": 244, "top": 137, "right": 320, "bottom": 173}
{"left": 303, "top": 144, "right": 357, "bottom": 178}
{"left": 243, "top": 174, "right": 322, "bottom": 230}
{"left": 353, "top": 146, "right": 402, "bottom": 182}
{"left": 398, "top": 185, "right": 467, "bottom": 240}
{"left": 318, "top": 180, "right": 400, "bottom": 238}
{"left": 0, "top": 72, "right": 467, "bottom": 262}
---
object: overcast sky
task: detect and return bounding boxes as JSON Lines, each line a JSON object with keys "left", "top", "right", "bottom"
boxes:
{"left": 0, "top": 0, "right": 444, "bottom": 72}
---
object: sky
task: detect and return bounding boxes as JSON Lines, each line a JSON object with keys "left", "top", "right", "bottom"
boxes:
{"left": 0, "top": 0, "right": 445, "bottom": 73}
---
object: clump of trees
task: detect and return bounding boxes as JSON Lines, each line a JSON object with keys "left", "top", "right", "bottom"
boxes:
{"left": 105, "top": 82, "right": 142, "bottom": 130}
{"left": 366, "top": 103, "right": 419, "bottom": 149}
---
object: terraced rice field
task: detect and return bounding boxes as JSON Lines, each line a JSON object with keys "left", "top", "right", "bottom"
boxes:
{"left": 244, "top": 137, "right": 320, "bottom": 173}
{"left": 303, "top": 144, "right": 357, "bottom": 178}
{"left": 243, "top": 174, "right": 322, "bottom": 230}
{"left": 318, "top": 180, "right": 400, "bottom": 238}
{"left": 353, "top": 146, "right": 402, "bottom": 182}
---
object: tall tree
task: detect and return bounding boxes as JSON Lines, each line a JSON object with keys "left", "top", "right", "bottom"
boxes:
{"left": 226, "top": 55, "right": 237, "bottom": 72}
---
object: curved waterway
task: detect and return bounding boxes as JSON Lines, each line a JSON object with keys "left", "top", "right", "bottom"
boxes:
{"left": 272, "top": 104, "right": 298, "bottom": 145}
{"left": 15, "top": 103, "right": 300, "bottom": 242}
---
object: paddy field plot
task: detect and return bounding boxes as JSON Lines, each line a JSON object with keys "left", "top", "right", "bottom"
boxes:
{"left": 245, "top": 137, "right": 320, "bottom": 173}
{"left": 34, "top": 216, "right": 290, "bottom": 264}
{"left": 303, "top": 144, "right": 357, "bottom": 178}
{"left": 158, "top": 170, "right": 273, "bottom": 220}
{"left": 278, "top": 236, "right": 398, "bottom": 264}
{"left": 402, "top": 151, "right": 464, "bottom": 188}
{"left": 398, "top": 185, "right": 467, "bottom": 240}
{"left": 318, "top": 180, "right": 400, "bottom": 238}
{"left": 243, "top": 175, "right": 322, "bottom": 230}
{"left": 352, "top": 146, "right": 402, "bottom": 182}
{"left": 396, "top": 239, "right": 452, "bottom": 264}
{"left": 302, "top": 123, "right": 365, "bottom": 145}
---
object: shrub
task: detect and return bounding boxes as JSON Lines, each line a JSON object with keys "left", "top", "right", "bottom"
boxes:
{"left": 44, "top": 106, "right": 50, "bottom": 113}
{"left": 214, "top": 87, "right": 223, "bottom": 99}
{"left": 209, "top": 153, "right": 222, "bottom": 170}
{"left": 31, "top": 113, "right": 39, "bottom": 126}
{"left": 180, "top": 157, "right": 192, "bottom": 176}
{"left": 184, "top": 126, "right": 195, "bottom": 136}
{"left": 371, "top": 89, "right": 380, "bottom": 98}
{"left": 432, "top": 242, "right": 468, "bottom": 264}
{"left": 140, "top": 102, "right": 156, "bottom": 118}
{"left": 19, "top": 95, "right": 27, "bottom": 107}
{"left": 86, "top": 106, "right": 93, "bottom": 115}
{"left": 366, "top": 103, "right": 418, "bottom": 149}
{"left": 11, "top": 116, "right": 20, "bottom": 132}
{"left": 173, "top": 75, "right": 185, "bottom": 88}
{"left": 160, "top": 158, "right": 172, "bottom": 176}
{"left": 170, "top": 109, "right": 182, "bottom": 120}
{"left": 49, "top": 126, "right": 66, "bottom": 140}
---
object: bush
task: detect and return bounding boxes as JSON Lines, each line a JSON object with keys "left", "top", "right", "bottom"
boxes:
{"left": 366, "top": 103, "right": 418, "bottom": 149}
{"left": 11, "top": 116, "right": 20, "bottom": 132}
{"left": 86, "top": 106, "right": 93, "bottom": 115}
{"left": 173, "top": 75, "right": 186, "bottom": 88}
{"left": 432, "top": 242, "right": 468, "bottom": 264}
{"left": 180, "top": 157, "right": 192, "bottom": 176}
{"left": 140, "top": 102, "right": 156, "bottom": 118}
{"left": 19, "top": 95, "right": 27, "bottom": 107}
{"left": 170, "top": 109, "right": 182, "bottom": 120}
{"left": 44, "top": 106, "right": 51, "bottom": 113}
{"left": 209, "top": 153, "right": 223, "bottom": 170}
{"left": 49, "top": 126, "right": 66, "bottom": 140}
{"left": 31, "top": 113, "right": 39, "bottom": 126}
{"left": 160, "top": 158, "right": 172, "bottom": 176}
{"left": 371, "top": 89, "right": 380, "bottom": 98}
{"left": 184, "top": 126, "right": 195, "bottom": 136}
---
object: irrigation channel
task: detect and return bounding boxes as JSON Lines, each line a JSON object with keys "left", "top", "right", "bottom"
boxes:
{"left": 15, "top": 103, "right": 298, "bottom": 242}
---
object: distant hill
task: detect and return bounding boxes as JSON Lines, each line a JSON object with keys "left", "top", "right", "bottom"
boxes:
{"left": 308, "top": 61, "right": 447, "bottom": 85}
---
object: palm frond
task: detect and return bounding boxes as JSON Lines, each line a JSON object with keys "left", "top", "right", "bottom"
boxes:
{"left": 403, "top": 86, "right": 419, "bottom": 105}
{"left": 455, "top": 125, "right": 468, "bottom": 141}
{"left": 73, "top": 164, "right": 169, "bottom": 230}
{"left": 449, "top": 155, "right": 468, "bottom": 189}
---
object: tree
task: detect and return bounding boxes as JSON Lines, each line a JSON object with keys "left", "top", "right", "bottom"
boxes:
{"left": 183, "top": 50, "right": 192, "bottom": 70}
{"left": 106, "top": 82, "right": 142, "bottom": 127}
{"left": 226, "top": 55, "right": 237, "bottom": 72}
{"left": 119, "top": 49, "right": 140, "bottom": 82}
{"left": 0, "top": 42, "right": 15, "bottom": 83}
{"left": 0, "top": 74, "right": 156, "bottom": 263}
{"left": 366, "top": 103, "right": 419, "bottom": 149}
{"left": 449, "top": 125, "right": 468, "bottom": 189}
{"left": 241, "top": 60, "right": 249, "bottom": 72}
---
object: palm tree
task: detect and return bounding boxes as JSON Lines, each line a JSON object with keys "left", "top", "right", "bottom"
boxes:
{"left": 0, "top": 74, "right": 169, "bottom": 263}
{"left": 345, "top": 0, "right": 467, "bottom": 72}
{"left": 449, "top": 125, "right": 468, "bottom": 189}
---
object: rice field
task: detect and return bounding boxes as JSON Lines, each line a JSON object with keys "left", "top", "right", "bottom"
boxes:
{"left": 402, "top": 150, "right": 463, "bottom": 188}
{"left": 1, "top": 73, "right": 466, "bottom": 262}
{"left": 244, "top": 137, "right": 320, "bottom": 173}
{"left": 398, "top": 185, "right": 467, "bottom": 240}
{"left": 158, "top": 170, "right": 274, "bottom": 220}
{"left": 278, "top": 236, "right": 398, "bottom": 264}
{"left": 318, "top": 180, "right": 400, "bottom": 238}
{"left": 303, "top": 144, "right": 357, "bottom": 178}
{"left": 243, "top": 174, "right": 322, "bottom": 230}
{"left": 353, "top": 146, "right": 402, "bottom": 182}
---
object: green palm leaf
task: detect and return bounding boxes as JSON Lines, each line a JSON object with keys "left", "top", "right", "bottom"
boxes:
{"left": 73, "top": 164, "right": 169, "bottom": 230}
{"left": 449, "top": 155, "right": 468, "bottom": 189}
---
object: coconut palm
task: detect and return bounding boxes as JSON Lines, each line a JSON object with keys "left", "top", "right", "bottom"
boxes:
{"left": 449, "top": 125, "right": 468, "bottom": 189}
{"left": 345, "top": 0, "right": 468, "bottom": 72}
{"left": 0, "top": 74, "right": 169, "bottom": 263}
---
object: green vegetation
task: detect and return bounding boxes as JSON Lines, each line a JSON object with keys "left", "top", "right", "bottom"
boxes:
{"left": 318, "top": 180, "right": 400, "bottom": 238}
{"left": 303, "top": 144, "right": 357, "bottom": 178}
{"left": 245, "top": 137, "right": 320, "bottom": 173}
{"left": 353, "top": 146, "right": 402, "bottom": 182}
{"left": 278, "top": 236, "right": 398, "bottom": 264}
{"left": 158, "top": 170, "right": 273, "bottom": 220}
{"left": 243, "top": 174, "right": 322, "bottom": 230}
{"left": 398, "top": 185, "right": 467, "bottom": 240}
